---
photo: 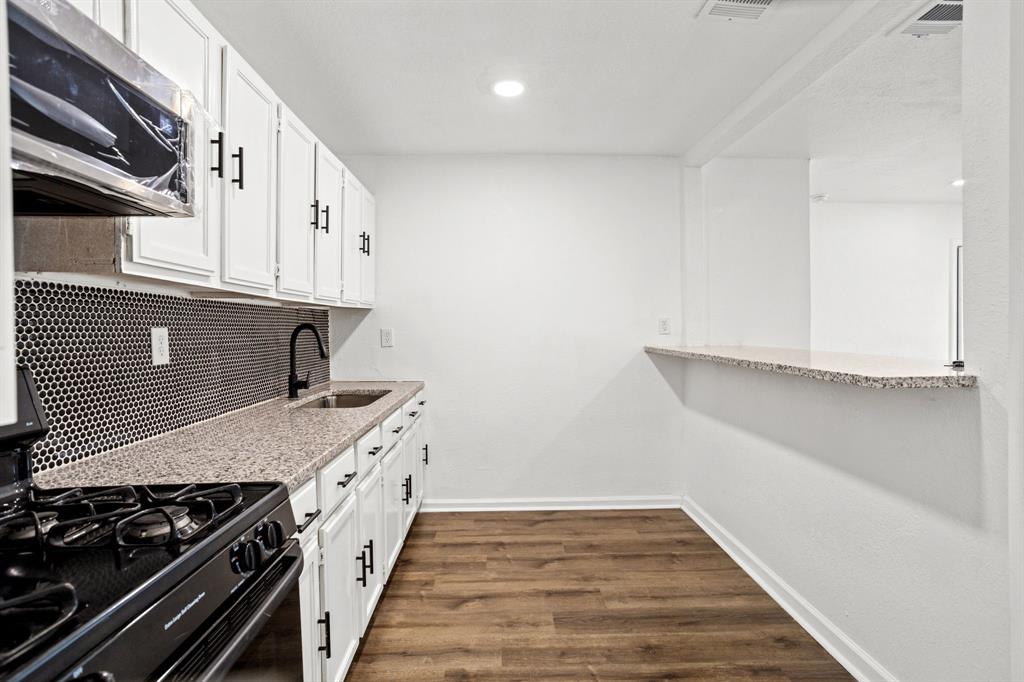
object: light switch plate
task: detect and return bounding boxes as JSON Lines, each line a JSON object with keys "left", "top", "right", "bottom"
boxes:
{"left": 658, "top": 317, "right": 671, "bottom": 335}
{"left": 380, "top": 328, "right": 394, "bottom": 348}
{"left": 151, "top": 327, "right": 170, "bottom": 365}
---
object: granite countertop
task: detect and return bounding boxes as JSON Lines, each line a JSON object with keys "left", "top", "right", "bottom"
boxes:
{"left": 34, "top": 381, "right": 424, "bottom": 492}
{"left": 644, "top": 345, "right": 977, "bottom": 389}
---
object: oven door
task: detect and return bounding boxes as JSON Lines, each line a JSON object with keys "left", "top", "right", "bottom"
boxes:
{"left": 157, "top": 541, "right": 304, "bottom": 681}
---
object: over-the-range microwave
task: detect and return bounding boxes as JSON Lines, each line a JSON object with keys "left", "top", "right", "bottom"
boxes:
{"left": 6, "top": 0, "right": 194, "bottom": 217}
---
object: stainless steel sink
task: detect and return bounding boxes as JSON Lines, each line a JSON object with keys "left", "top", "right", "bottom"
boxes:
{"left": 299, "top": 392, "right": 390, "bottom": 409}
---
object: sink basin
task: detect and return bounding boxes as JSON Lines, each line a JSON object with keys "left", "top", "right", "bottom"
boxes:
{"left": 299, "top": 392, "right": 389, "bottom": 409}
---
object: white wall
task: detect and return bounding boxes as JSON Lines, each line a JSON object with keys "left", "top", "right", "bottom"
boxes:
{"left": 703, "top": 157, "right": 810, "bottom": 348}
{"left": 810, "top": 202, "right": 961, "bottom": 363}
{"left": 330, "top": 155, "right": 685, "bottom": 505}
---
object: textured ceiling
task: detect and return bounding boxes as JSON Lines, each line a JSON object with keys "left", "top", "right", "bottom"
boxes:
{"left": 192, "top": 0, "right": 853, "bottom": 156}
{"left": 725, "top": 28, "right": 962, "bottom": 203}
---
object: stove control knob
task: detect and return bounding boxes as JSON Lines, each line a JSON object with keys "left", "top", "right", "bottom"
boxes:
{"left": 231, "top": 540, "right": 261, "bottom": 574}
{"left": 257, "top": 520, "right": 285, "bottom": 550}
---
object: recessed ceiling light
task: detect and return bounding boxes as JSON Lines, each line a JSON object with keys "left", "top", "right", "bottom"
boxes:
{"left": 951, "top": 178, "right": 965, "bottom": 187}
{"left": 492, "top": 80, "right": 525, "bottom": 98}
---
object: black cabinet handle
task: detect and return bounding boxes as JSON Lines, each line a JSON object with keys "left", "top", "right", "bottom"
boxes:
{"left": 356, "top": 550, "right": 367, "bottom": 586}
{"left": 297, "top": 508, "right": 321, "bottom": 533}
{"left": 231, "top": 146, "right": 244, "bottom": 189}
{"left": 403, "top": 475, "right": 412, "bottom": 504}
{"left": 317, "top": 611, "right": 331, "bottom": 658}
{"left": 423, "top": 443, "right": 429, "bottom": 465}
{"left": 210, "top": 131, "right": 224, "bottom": 177}
{"left": 311, "top": 199, "right": 320, "bottom": 230}
{"left": 338, "top": 471, "right": 357, "bottom": 488}
{"left": 365, "top": 233, "right": 371, "bottom": 256}
{"left": 393, "top": 426, "right": 403, "bottom": 435}
{"left": 322, "top": 204, "right": 330, "bottom": 233}
{"left": 369, "top": 446, "right": 383, "bottom": 457}
{"left": 364, "top": 539, "right": 375, "bottom": 575}
{"left": 408, "top": 411, "right": 418, "bottom": 418}
{"left": 359, "top": 231, "right": 368, "bottom": 255}
{"left": 418, "top": 400, "right": 425, "bottom": 406}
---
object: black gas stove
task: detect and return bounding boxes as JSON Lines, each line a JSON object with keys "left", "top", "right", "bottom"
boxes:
{"left": 0, "top": 369, "right": 302, "bottom": 681}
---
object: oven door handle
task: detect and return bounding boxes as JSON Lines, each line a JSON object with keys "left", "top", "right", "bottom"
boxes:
{"left": 157, "top": 540, "right": 303, "bottom": 681}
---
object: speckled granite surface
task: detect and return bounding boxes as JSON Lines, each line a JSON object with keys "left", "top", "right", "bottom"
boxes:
{"left": 645, "top": 345, "right": 976, "bottom": 389}
{"left": 33, "top": 381, "right": 424, "bottom": 492}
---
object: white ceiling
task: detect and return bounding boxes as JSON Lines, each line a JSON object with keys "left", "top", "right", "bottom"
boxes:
{"left": 192, "top": 0, "right": 854, "bottom": 156}
{"left": 724, "top": 26, "right": 963, "bottom": 203}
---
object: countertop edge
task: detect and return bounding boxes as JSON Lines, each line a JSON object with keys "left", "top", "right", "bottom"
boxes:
{"left": 644, "top": 345, "right": 977, "bottom": 389}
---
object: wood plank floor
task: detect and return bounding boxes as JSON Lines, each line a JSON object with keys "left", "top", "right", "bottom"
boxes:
{"left": 347, "top": 510, "right": 853, "bottom": 681}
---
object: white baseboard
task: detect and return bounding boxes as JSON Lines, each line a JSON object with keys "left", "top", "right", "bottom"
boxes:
{"left": 682, "top": 495, "right": 897, "bottom": 682}
{"left": 420, "top": 495, "right": 683, "bottom": 513}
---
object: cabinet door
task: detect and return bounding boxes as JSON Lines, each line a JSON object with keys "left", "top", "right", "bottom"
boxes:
{"left": 67, "top": 0, "right": 124, "bottom": 41}
{"left": 360, "top": 189, "right": 376, "bottom": 305}
{"left": 127, "top": 0, "right": 221, "bottom": 280}
{"left": 381, "top": 442, "right": 405, "bottom": 579}
{"left": 314, "top": 147, "right": 344, "bottom": 302}
{"left": 319, "top": 495, "right": 360, "bottom": 682}
{"left": 401, "top": 423, "right": 419, "bottom": 535}
{"left": 298, "top": 537, "right": 322, "bottom": 682}
{"left": 356, "top": 466, "right": 384, "bottom": 632}
{"left": 276, "top": 106, "right": 316, "bottom": 298}
{"left": 222, "top": 48, "right": 278, "bottom": 291}
{"left": 341, "top": 171, "right": 363, "bottom": 304}
{"left": 415, "top": 418, "right": 427, "bottom": 506}
{"left": 0, "top": 0, "right": 14, "bottom": 426}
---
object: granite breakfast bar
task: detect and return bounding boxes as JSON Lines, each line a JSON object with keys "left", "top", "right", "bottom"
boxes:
{"left": 33, "top": 380, "right": 425, "bottom": 492}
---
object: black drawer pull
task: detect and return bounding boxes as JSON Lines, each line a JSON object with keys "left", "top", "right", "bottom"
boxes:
{"left": 364, "top": 539, "right": 375, "bottom": 575}
{"left": 232, "top": 146, "right": 244, "bottom": 189}
{"left": 369, "top": 446, "right": 383, "bottom": 457}
{"left": 322, "top": 204, "right": 330, "bottom": 233}
{"left": 422, "top": 443, "right": 429, "bottom": 465}
{"left": 311, "top": 199, "right": 320, "bottom": 230}
{"left": 408, "top": 411, "right": 418, "bottom": 418}
{"left": 210, "top": 131, "right": 224, "bottom": 177}
{"left": 338, "top": 471, "right": 357, "bottom": 488}
{"left": 297, "top": 508, "right": 321, "bottom": 533}
{"left": 392, "top": 426, "right": 403, "bottom": 435}
{"left": 418, "top": 400, "right": 425, "bottom": 406}
{"left": 356, "top": 551, "right": 367, "bottom": 586}
{"left": 317, "top": 611, "right": 331, "bottom": 658}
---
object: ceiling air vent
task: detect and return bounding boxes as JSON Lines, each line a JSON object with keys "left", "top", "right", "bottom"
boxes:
{"left": 697, "top": 0, "right": 775, "bottom": 23}
{"left": 892, "top": 0, "right": 962, "bottom": 38}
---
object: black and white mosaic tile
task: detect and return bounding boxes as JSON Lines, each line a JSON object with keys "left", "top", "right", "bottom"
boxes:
{"left": 14, "top": 279, "right": 330, "bottom": 473}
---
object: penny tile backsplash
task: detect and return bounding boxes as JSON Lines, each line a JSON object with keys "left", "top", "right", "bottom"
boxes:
{"left": 14, "top": 279, "right": 330, "bottom": 473}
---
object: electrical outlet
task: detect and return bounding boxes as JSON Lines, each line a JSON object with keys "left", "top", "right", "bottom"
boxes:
{"left": 658, "top": 317, "right": 671, "bottom": 335}
{"left": 380, "top": 328, "right": 394, "bottom": 348}
{"left": 151, "top": 327, "right": 170, "bottom": 365}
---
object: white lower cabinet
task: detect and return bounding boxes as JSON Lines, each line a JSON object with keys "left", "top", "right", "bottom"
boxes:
{"left": 298, "top": 537, "right": 323, "bottom": 682}
{"left": 319, "top": 494, "right": 361, "bottom": 682}
{"left": 294, "top": 403, "right": 428, "bottom": 679}
{"left": 381, "top": 442, "right": 405, "bottom": 579}
{"left": 355, "top": 466, "right": 384, "bottom": 633}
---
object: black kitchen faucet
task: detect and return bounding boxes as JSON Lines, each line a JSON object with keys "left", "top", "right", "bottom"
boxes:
{"left": 288, "top": 323, "right": 328, "bottom": 399}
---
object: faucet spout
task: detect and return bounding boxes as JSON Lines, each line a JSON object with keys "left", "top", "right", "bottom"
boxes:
{"left": 288, "top": 323, "right": 327, "bottom": 399}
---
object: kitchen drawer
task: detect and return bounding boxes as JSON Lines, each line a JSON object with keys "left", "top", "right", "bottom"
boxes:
{"left": 381, "top": 409, "right": 404, "bottom": 453}
{"left": 414, "top": 390, "right": 426, "bottom": 416}
{"left": 357, "top": 426, "right": 384, "bottom": 474}
{"left": 290, "top": 478, "right": 321, "bottom": 542}
{"left": 403, "top": 397, "right": 420, "bottom": 428}
{"left": 318, "top": 445, "right": 358, "bottom": 517}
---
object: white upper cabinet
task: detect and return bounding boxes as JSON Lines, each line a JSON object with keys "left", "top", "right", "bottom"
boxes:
{"left": 276, "top": 106, "right": 317, "bottom": 298}
{"left": 360, "top": 189, "right": 376, "bottom": 305}
{"left": 222, "top": 48, "right": 279, "bottom": 292}
{"left": 0, "top": 0, "right": 15, "bottom": 426}
{"left": 67, "top": 0, "right": 125, "bottom": 41}
{"left": 314, "top": 147, "right": 344, "bottom": 303}
{"left": 341, "top": 171, "right": 364, "bottom": 305}
{"left": 124, "top": 0, "right": 222, "bottom": 282}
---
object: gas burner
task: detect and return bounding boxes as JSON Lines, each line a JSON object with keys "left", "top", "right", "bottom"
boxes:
{"left": 0, "top": 561, "right": 77, "bottom": 669}
{"left": 117, "top": 506, "right": 201, "bottom": 545}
